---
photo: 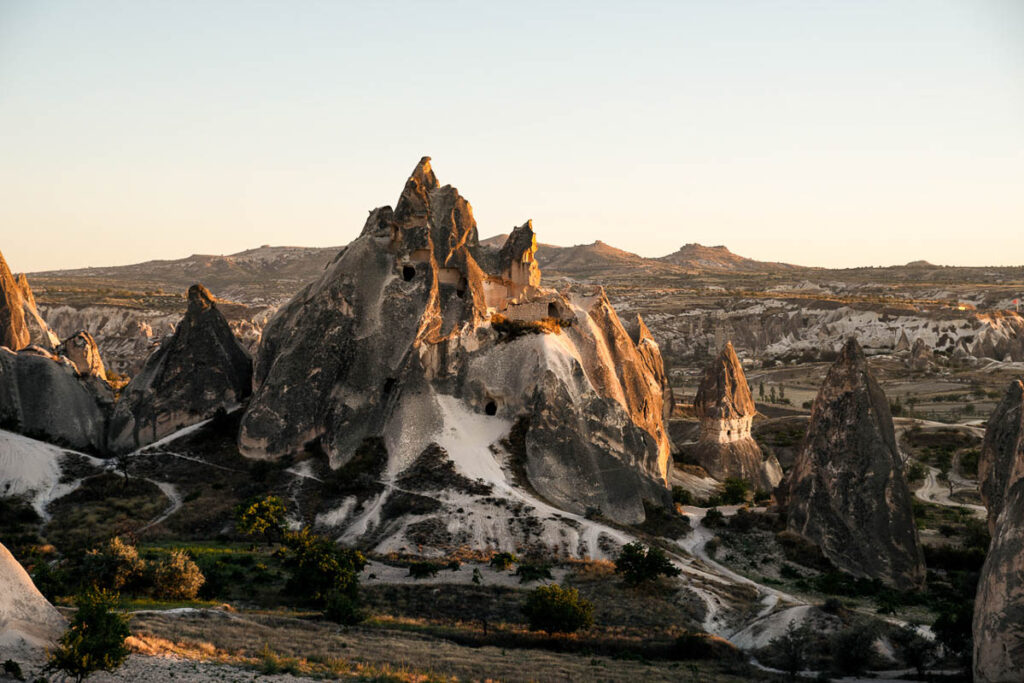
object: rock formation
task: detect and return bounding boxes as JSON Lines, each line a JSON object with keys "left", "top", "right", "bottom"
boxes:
{"left": 57, "top": 330, "right": 108, "bottom": 380}
{"left": 108, "top": 284, "right": 252, "bottom": 452}
{"left": 625, "top": 314, "right": 675, "bottom": 422}
{"left": 240, "top": 157, "right": 671, "bottom": 536}
{"left": 894, "top": 329, "right": 911, "bottom": 354}
{"left": 974, "top": 380, "right": 1024, "bottom": 682}
{"left": 978, "top": 379, "right": 1024, "bottom": 535}
{"left": 786, "top": 337, "right": 925, "bottom": 589}
{"left": 691, "top": 342, "right": 781, "bottom": 490}
{"left": 0, "top": 345, "right": 111, "bottom": 452}
{"left": 909, "top": 337, "right": 933, "bottom": 371}
{"left": 0, "top": 541, "right": 65, "bottom": 648}
{"left": 0, "top": 251, "right": 58, "bottom": 352}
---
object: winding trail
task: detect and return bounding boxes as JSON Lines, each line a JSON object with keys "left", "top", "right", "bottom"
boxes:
{"left": 137, "top": 480, "right": 182, "bottom": 533}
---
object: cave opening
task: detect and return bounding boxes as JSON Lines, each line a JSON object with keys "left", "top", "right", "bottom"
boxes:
{"left": 402, "top": 264, "right": 416, "bottom": 281}
{"left": 547, "top": 302, "right": 558, "bottom": 318}
{"left": 485, "top": 400, "right": 497, "bottom": 416}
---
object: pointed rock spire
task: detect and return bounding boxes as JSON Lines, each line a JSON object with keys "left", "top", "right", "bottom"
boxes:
{"left": 394, "top": 156, "right": 440, "bottom": 223}
{"left": 108, "top": 283, "right": 252, "bottom": 451}
{"left": 0, "top": 250, "right": 30, "bottom": 351}
{"left": 786, "top": 337, "right": 925, "bottom": 589}
{"left": 691, "top": 342, "right": 781, "bottom": 490}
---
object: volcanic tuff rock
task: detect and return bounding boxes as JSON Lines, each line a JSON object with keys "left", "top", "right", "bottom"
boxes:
{"left": 0, "top": 345, "right": 111, "bottom": 451}
{"left": 0, "top": 541, "right": 65, "bottom": 649}
{"left": 1, "top": 250, "right": 59, "bottom": 352}
{"left": 786, "top": 338, "right": 925, "bottom": 589}
{"left": 978, "top": 379, "right": 1024, "bottom": 535}
{"left": 691, "top": 342, "right": 782, "bottom": 491}
{"left": 108, "top": 284, "right": 253, "bottom": 452}
{"left": 57, "top": 330, "right": 108, "bottom": 380}
{"left": 974, "top": 384, "right": 1024, "bottom": 682}
{"left": 240, "top": 158, "right": 671, "bottom": 540}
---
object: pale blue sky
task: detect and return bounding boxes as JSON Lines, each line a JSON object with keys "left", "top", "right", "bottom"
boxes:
{"left": 1, "top": 1, "right": 1022, "bottom": 271}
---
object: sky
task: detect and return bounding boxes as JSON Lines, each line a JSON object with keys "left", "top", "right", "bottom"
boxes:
{"left": 1, "top": 1, "right": 1022, "bottom": 272}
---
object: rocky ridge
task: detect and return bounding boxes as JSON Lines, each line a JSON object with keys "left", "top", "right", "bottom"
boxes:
{"left": 785, "top": 337, "right": 925, "bottom": 589}
{"left": 108, "top": 284, "right": 253, "bottom": 452}
{"left": 690, "top": 342, "right": 781, "bottom": 491}
{"left": 240, "top": 158, "right": 672, "bottom": 553}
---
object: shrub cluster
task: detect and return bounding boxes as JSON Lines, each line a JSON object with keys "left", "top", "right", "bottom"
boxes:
{"left": 614, "top": 542, "right": 681, "bottom": 586}
{"left": 521, "top": 584, "right": 593, "bottom": 634}
{"left": 80, "top": 537, "right": 204, "bottom": 600}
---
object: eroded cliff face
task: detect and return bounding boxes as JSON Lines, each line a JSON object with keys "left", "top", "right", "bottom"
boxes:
{"left": 108, "top": 284, "right": 252, "bottom": 452}
{"left": 57, "top": 331, "right": 107, "bottom": 380}
{"left": 240, "top": 158, "right": 671, "bottom": 534}
{"left": 0, "top": 345, "right": 111, "bottom": 452}
{"left": 0, "top": 541, "right": 65, "bottom": 649}
{"left": 974, "top": 378, "right": 1024, "bottom": 683}
{"left": 786, "top": 337, "right": 925, "bottom": 590}
{"left": 691, "top": 342, "right": 782, "bottom": 491}
{"left": 978, "top": 380, "right": 1024, "bottom": 535}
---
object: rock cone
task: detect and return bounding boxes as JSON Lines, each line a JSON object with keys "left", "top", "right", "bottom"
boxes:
{"left": 973, "top": 378, "right": 1024, "bottom": 682}
{"left": 108, "top": 284, "right": 252, "bottom": 451}
{"left": 57, "top": 330, "right": 108, "bottom": 380}
{"left": 0, "top": 251, "right": 58, "bottom": 352}
{"left": 0, "top": 541, "right": 65, "bottom": 649}
{"left": 786, "top": 337, "right": 925, "bottom": 589}
{"left": 691, "top": 342, "right": 781, "bottom": 490}
{"left": 240, "top": 158, "right": 671, "bottom": 537}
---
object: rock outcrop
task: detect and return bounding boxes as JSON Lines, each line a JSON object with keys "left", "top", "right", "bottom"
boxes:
{"left": 240, "top": 158, "right": 671, "bottom": 539}
{"left": 978, "top": 379, "right": 1024, "bottom": 535}
{"left": 909, "top": 337, "right": 933, "bottom": 371}
{"left": 0, "top": 542, "right": 65, "bottom": 648}
{"left": 691, "top": 342, "right": 781, "bottom": 490}
{"left": 108, "top": 284, "right": 252, "bottom": 452}
{"left": 0, "top": 251, "right": 58, "bottom": 352}
{"left": 57, "top": 331, "right": 108, "bottom": 380}
{"left": 0, "top": 345, "right": 111, "bottom": 451}
{"left": 625, "top": 315, "right": 675, "bottom": 423}
{"left": 974, "top": 380, "right": 1024, "bottom": 682}
{"left": 786, "top": 338, "right": 925, "bottom": 589}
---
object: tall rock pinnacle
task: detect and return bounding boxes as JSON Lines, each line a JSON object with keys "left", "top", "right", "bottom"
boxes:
{"left": 692, "top": 342, "right": 781, "bottom": 490}
{"left": 108, "top": 284, "right": 252, "bottom": 451}
{"left": 974, "top": 378, "right": 1024, "bottom": 682}
{"left": 786, "top": 337, "right": 925, "bottom": 589}
{"left": 0, "top": 250, "right": 30, "bottom": 351}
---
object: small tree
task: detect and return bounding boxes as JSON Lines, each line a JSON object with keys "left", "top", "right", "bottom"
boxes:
{"left": 489, "top": 551, "right": 517, "bottom": 571}
{"left": 47, "top": 589, "right": 130, "bottom": 682}
{"left": 615, "top": 541, "right": 682, "bottom": 586}
{"left": 830, "top": 622, "right": 878, "bottom": 675}
{"left": 81, "top": 537, "right": 146, "bottom": 593}
{"left": 277, "top": 528, "right": 366, "bottom": 606}
{"left": 721, "top": 478, "right": 750, "bottom": 505}
{"left": 149, "top": 550, "right": 205, "bottom": 600}
{"left": 767, "top": 621, "right": 812, "bottom": 680}
{"left": 521, "top": 584, "right": 593, "bottom": 634}
{"left": 891, "top": 624, "right": 936, "bottom": 677}
{"left": 235, "top": 495, "right": 288, "bottom": 545}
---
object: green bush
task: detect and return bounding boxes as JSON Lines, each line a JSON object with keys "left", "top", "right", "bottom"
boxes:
{"left": 703, "top": 508, "right": 726, "bottom": 528}
{"left": 277, "top": 528, "right": 366, "bottom": 605}
{"left": 2, "top": 659, "right": 23, "bottom": 681}
{"left": 489, "top": 551, "right": 517, "bottom": 571}
{"left": 407, "top": 561, "right": 441, "bottom": 579}
{"left": 521, "top": 584, "right": 594, "bottom": 634}
{"left": 766, "top": 621, "right": 813, "bottom": 679}
{"left": 324, "top": 589, "right": 364, "bottom": 625}
{"left": 235, "top": 495, "right": 287, "bottom": 545}
{"left": 672, "top": 487, "right": 693, "bottom": 506}
{"left": 673, "top": 631, "right": 719, "bottom": 660}
{"left": 81, "top": 537, "right": 146, "bottom": 593}
{"left": 614, "top": 542, "right": 682, "bottom": 586}
{"left": 829, "top": 622, "right": 878, "bottom": 675}
{"left": 47, "top": 589, "right": 130, "bottom": 682}
{"left": 721, "top": 478, "right": 750, "bottom": 505}
{"left": 148, "top": 550, "right": 205, "bottom": 600}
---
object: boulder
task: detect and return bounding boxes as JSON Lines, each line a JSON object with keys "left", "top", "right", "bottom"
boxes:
{"left": 786, "top": 337, "right": 925, "bottom": 589}
{"left": 0, "top": 345, "right": 111, "bottom": 452}
{"left": 973, "top": 378, "right": 1024, "bottom": 682}
{"left": 57, "top": 331, "right": 108, "bottom": 380}
{"left": 691, "top": 342, "right": 781, "bottom": 491}
{"left": 0, "top": 541, "right": 65, "bottom": 649}
{"left": 240, "top": 157, "right": 671, "bottom": 531}
{"left": 108, "top": 284, "right": 252, "bottom": 451}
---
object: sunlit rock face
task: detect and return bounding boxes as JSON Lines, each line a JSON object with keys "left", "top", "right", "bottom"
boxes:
{"left": 0, "top": 251, "right": 58, "bottom": 352}
{"left": 974, "top": 378, "right": 1024, "bottom": 683}
{"left": 786, "top": 337, "right": 925, "bottom": 590}
{"left": 0, "top": 541, "right": 65, "bottom": 649}
{"left": 57, "top": 330, "right": 108, "bottom": 380}
{"left": 239, "top": 157, "right": 671, "bottom": 525}
{"left": 691, "top": 342, "right": 781, "bottom": 491}
{"left": 0, "top": 345, "right": 111, "bottom": 452}
{"left": 108, "top": 284, "right": 252, "bottom": 452}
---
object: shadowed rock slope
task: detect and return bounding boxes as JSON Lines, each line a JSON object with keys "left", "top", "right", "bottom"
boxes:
{"left": 0, "top": 541, "right": 65, "bottom": 649}
{"left": 974, "top": 378, "right": 1024, "bottom": 683}
{"left": 691, "top": 342, "right": 782, "bottom": 491}
{"left": 786, "top": 338, "right": 925, "bottom": 590}
{"left": 240, "top": 157, "right": 671, "bottom": 541}
{"left": 108, "top": 284, "right": 252, "bottom": 451}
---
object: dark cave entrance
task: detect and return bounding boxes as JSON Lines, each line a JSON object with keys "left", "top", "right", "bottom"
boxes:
{"left": 485, "top": 400, "right": 498, "bottom": 416}
{"left": 402, "top": 264, "right": 416, "bottom": 281}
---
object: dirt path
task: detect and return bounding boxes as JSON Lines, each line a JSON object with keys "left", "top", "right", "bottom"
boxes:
{"left": 137, "top": 480, "right": 183, "bottom": 532}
